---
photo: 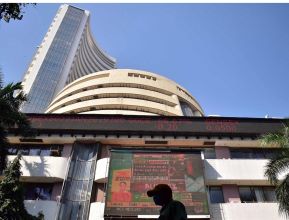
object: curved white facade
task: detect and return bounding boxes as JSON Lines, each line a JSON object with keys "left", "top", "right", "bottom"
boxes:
{"left": 65, "top": 17, "right": 116, "bottom": 86}
{"left": 46, "top": 69, "right": 204, "bottom": 116}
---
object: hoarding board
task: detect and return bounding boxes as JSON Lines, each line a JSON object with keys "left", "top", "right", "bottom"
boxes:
{"left": 104, "top": 151, "right": 209, "bottom": 217}
{"left": 28, "top": 114, "right": 285, "bottom": 135}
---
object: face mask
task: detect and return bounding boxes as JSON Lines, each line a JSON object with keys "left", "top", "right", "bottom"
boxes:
{"left": 153, "top": 195, "right": 162, "bottom": 206}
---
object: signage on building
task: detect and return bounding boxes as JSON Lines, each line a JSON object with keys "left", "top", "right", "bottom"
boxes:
{"left": 104, "top": 151, "right": 209, "bottom": 218}
{"left": 25, "top": 114, "right": 285, "bottom": 136}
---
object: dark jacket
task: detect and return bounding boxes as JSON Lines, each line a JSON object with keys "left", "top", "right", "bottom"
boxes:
{"left": 159, "top": 200, "right": 187, "bottom": 220}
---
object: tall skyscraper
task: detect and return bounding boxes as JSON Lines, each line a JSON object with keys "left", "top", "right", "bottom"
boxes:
{"left": 21, "top": 4, "right": 116, "bottom": 113}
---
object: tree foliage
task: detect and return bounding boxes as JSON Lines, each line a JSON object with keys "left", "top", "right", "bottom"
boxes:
{"left": 261, "top": 124, "right": 289, "bottom": 217}
{"left": 0, "top": 72, "right": 40, "bottom": 219}
{"left": 0, "top": 72, "right": 31, "bottom": 171}
{"left": 0, "top": 3, "right": 35, "bottom": 23}
{"left": 0, "top": 154, "right": 44, "bottom": 220}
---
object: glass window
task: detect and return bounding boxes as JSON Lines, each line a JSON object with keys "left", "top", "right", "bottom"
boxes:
{"left": 254, "top": 187, "right": 265, "bottom": 202}
{"left": 24, "top": 183, "right": 53, "bottom": 200}
{"left": 204, "top": 148, "right": 216, "bottom": 159}
{"left": 29, "top": 148, "right": 41, "bottom": 156}
{"left": 263, "top": 187, "right": 277, "bottom": 202}
{"left": 239, "top": 187, "right": 257, "bottom": 203}
{"left": 40, "top": 147, "right": 51, "bottom": 156}
{"left": 7, "top": 148, "right": 18, "bottom": 155}
{"left": 7, "top": 145, "right": 63, "bottom": 157}
{"left": 180, "top": 101, "right": 194, "bottom": 116}
{"left": 18, "top": 148, "right": 29, "bottom": 156}
{"left": 35, "top": 186, "right": 52, "bottom": 200}
{"left": 230, "top": 149, "right": 244, "bottom": 159}
{"left": 254, "top": 151, "right": 264, "bottom": 159}
{"left": 230, "top": 148, "right": 279, "bottom": 160}
{"left": 209, "top": 186, "right": 224, "bottom": 203}
{"left": 264, "top": 150, "right": 278, "bottom": 160}
{"left": 50, "top": 146, "right": 62, "bottom": 157}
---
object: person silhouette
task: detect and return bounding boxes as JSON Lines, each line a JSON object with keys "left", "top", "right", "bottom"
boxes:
{"left": 147, "top": 184, "right": 187, "bottom": 220}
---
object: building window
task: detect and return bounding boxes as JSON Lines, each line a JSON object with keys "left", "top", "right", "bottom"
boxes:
{"left": 209, "top": 186, "right": 224, "bottom": 203}
{"left": 230, "top": 148, "right": 278, "bottom": 159}
{"left": 239, "top": 187, "right": 257, "bottom": 203}
{"left": 18, "top": 148, "right": 30, "bottom": 156}
{"left": 262, "top": 187, "right": 277, "bottom": 202}
{"left": 29, "top": 148, "right": 41, "bottom": 156}
{"left": 7, "top": 148, "right": 17, "bottom": 155}
{"left": 7, "top": 145, "right": 63, "bottom": 157}
{"left": 24, "top": 183, "right": 53, "bottom": 200}
{"left": 180, "top": 101, "right": 194, "bottom": 116}
{"left": 40, "top": 147, "right": 52, "bottom": 156}
{"left": 203, "top": 148, "right": 216, "bottom": 159}
{"left": 254, "top": 186, "right": 277, "bottom": 202}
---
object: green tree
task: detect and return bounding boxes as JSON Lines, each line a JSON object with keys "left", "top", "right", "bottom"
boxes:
{"left": 0, "top": 73, "right": 31, "bottom": 171}
{"left": 261, "top": 125, "right": 289, "bottom": 217}
{"left": 0, "top": 154, "right": 44, "bottom": 219}
{"left": 0, "top": 3, "right": 35, "bottom": 23}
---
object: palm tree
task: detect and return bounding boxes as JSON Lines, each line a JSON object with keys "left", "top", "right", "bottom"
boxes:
{"left": 261, "top": 124, "right": 289, "bottom": 217}
{"left": 0, "top": 154, "right": 44, "bottom": 219}
{"left": 0, "top": 72, "right": 30, "bottom": 171}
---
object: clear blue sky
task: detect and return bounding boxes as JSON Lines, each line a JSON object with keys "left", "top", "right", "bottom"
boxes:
{"left": 1, "top": 3, "right": 289, "bottom": 118}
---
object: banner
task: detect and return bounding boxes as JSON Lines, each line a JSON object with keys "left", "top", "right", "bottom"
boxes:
{"left": 105, "top": 151, "right": 209, "bottom": 217}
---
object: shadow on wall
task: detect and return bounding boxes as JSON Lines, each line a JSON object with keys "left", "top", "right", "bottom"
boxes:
{"left": 204, "top": 160, "right": 222, "bottom": 180}
{"left": 22, "top": 156, "right": 50, "bottom": 177}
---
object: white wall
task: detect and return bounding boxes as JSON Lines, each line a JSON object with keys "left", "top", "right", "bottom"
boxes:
{"left": 94, "top": 158, "right": 109, "bottom": 182}
{"left": 25, "top": 200, "right": 58, "bottom": 220}
{"left": 7, "top": 156, "right": 68, "bottom": 180}
{"left": 210, "top": 203, "right": 287, "bottom": 220}
{"left": 89, "top": 202, "right": 105, "bottom": 220}
{"left": 204, "top": 159, "right": 269, "bottom": 185}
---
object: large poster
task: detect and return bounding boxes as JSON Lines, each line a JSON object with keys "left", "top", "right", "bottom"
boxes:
{"left": 105, "top": 151, "right": 209, "bottom": 217}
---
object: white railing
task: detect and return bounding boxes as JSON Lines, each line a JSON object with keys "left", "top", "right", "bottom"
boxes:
{"left": 89, "top": 202, "right": 105, "bottom": 220}
{"left": 25, "top": 200, "right": 58, "bottom": 220}
{"left": 7, "top": 156, "right": 68, "bottom": 180}
{"left": 204, "top": 159, "right": 269, "bottom": 185}
{"left": 210, "top": 203, "right": 286, "bottom": 220}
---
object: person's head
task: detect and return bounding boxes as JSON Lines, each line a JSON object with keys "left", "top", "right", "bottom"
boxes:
{"left": 147, "top": 184, "right": 172, "bottom": 206}
{"left": 186, "top": 160, "right": 194, "bottom": 176}
{"left": 119, "top": 181, "right": 127, "bottom": 192}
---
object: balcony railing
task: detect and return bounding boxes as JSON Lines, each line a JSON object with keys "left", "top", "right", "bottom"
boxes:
{"left": 210, "top": 203, "right": 286, "bottom": 220}
{"left": 25, "top": 200, "right": 58, "bottom": 220}
{"left": 7, "top": 155, "right": 68, "bottom": 181}
{"left": 204, "top": 159, "right": 269, "bottom": 185}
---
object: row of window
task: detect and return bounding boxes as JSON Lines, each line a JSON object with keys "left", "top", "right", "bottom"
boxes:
{"left": 7, "top": 145, "right": 63, "bottom": 157}
{"left": 203, "top": 148, "right": 279, "bottom": 160}
{"left": 209, "top": 186, "right": 277, "bottom": 204}
{"left": 128, "top": 72, "right": 157, "bottom": 81}
{"left": 230, "top": 149, "right": 278, "bottom": 160}
{"left": 6, "top": 146, "right": 278, "bottom": 159}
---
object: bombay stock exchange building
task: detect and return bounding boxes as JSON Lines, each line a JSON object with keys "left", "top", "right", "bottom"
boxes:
{"left": 7, "top": 4, "right": 288, "bottom": 220}
{"left": 20, "top": 4, "right": 116, "bottom": 113}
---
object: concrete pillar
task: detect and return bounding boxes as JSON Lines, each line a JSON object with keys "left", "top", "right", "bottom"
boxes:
{"left": 222, "top": 184, "right": 241, "bottom": 203}
{"left": 62, "top": 144, "right": 72, "bottom": 157}
{"left": 99, "top": 145, "right": 110, "bottom": 159}
{"left": 96, "top": 183, "right": 106, "bottom": 203}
